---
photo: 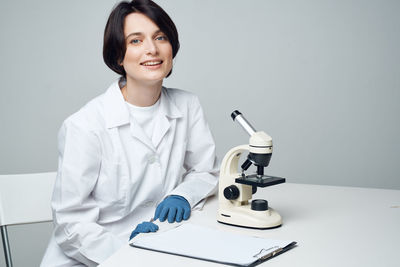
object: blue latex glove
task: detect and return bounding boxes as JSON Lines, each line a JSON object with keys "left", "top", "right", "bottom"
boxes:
{"left": 129, "top": 221, "right": 159, "bottom": 240}
{"left": 154, "top": 195, "right": 191, "bottom": 223}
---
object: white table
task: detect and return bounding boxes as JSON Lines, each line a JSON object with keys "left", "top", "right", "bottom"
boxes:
{"left": 99, "top": 183, "right": 400, "bottom": 267}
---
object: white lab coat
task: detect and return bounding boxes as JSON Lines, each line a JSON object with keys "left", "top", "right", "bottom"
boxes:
{"left": 40, "top": 81, "right": 219, "bottom": 267}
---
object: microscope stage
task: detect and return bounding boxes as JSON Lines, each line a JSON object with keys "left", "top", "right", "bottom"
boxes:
{"left": 235, "top": 175, "right": 285, "bottom": 188}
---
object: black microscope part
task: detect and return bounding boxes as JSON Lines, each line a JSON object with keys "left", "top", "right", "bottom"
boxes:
{"left": 257, "top": 165, "right": 264, "bottom": 176}
{"left": 223, "top": 185, "right": 240, "bottom": 200}
{"left": 235, "top": 175, "right": 285, "bottom": 188}
{"left": 248, "top": 152, "right": 271, "bottom": 167}
{"left": 251, "top": 199, "right": 269, "bottom": 211}
{"left": 241, "top": 159, "right": 252, "bottom": 171}
{"left": 231, "top": 110, "right": 241, "bottom": 120}
{"left": 252, "top": 186, "right": 257, "bottom": 194}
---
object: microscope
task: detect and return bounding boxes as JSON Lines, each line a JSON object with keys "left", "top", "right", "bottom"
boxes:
{"left": 217, "top": 110, "right": 285, "bottom": 229}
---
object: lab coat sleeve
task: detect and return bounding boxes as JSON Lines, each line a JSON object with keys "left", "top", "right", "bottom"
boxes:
{"left": 168, "top": 95, "right": 219, "bottom": 208}
{"left": 52, "top": 120, "right": 124, "bottom": 266}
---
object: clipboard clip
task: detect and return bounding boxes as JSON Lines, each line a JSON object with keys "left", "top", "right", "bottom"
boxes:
{"left": 253, "top": 246, "right": 283, "bottom": 260}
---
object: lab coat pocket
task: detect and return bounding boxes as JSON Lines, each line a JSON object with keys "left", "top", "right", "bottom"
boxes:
{"left": 94, "top": 159, "right": 128, "bottom": 221}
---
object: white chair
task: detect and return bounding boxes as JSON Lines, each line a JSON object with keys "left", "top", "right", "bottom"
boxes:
{"left": 0, "top": 172, "right": 56, "bottom": 267}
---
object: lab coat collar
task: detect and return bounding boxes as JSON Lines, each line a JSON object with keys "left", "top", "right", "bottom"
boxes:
{"left": 158, "top": 87, "right": 183, "bottom": 120}
{"left": 103, "top": 81, "right": 130, "bottom": 129}
{"left": 151, "top": 88, "right": 183, "bottom": 148}
{"left": 103, "top": 80, "right": 183, "bottom": 129}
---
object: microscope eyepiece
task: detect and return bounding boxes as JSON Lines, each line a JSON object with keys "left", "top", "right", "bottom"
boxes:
{"left": 231, "top": 110, "right": 256, "bottom": 136}
{"left": 231, "top": 110, "right": 242, "bottom": 121}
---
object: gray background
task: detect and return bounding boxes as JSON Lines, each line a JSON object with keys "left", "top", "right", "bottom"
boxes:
{"left": 1, "top": 0, "right": 399, "bottom": 266}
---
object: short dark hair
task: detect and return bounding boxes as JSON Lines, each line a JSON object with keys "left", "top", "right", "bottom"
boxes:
{"left": 103, "top": 0, "right": 179, "bottom": 78}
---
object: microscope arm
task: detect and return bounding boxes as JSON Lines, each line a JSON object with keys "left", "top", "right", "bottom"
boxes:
{"left": 220, "top": 145, "right": 248, "bottom": 177}
{"left": 219, "top": 145, "right": 253, "bottom": 206}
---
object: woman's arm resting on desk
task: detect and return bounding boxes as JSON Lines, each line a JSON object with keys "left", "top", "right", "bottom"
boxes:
{"left": 52, "top": 120, "right": 124, "bottom": 266}
{"left": 168, "top": 95, "right": 219, "bottom": 208}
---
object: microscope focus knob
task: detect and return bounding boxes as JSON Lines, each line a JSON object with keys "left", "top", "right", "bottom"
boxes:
{"left": 223, "top": 185, "right": 240, "bottom": 200}
{"left": 251, "top": 199, "right": 269, "bottom": 211}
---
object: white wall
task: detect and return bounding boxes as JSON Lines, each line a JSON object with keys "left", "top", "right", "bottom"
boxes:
{"left": 1, "top": 0, "right": 399, "bottom": 266}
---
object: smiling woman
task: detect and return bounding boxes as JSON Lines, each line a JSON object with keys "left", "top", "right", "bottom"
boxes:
{"left": 103, "top": 0, "right": 179, "bottom": 79}
{"left": 39, "top": 1, "right": 219, "bottom": 266}
{"left": 120, "top": 13, "right": 174, "bottom": 105}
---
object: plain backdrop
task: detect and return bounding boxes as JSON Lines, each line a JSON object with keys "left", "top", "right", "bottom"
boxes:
{"left": 1, "top": 0, "right": 399, "bottom": 266}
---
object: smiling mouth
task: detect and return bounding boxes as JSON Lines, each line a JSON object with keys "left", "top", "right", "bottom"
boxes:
{"left": 141, "top": 60, "right": 163, "bottom": 66}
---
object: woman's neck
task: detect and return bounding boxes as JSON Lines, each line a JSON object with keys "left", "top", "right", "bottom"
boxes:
{"left": 121, "top": 78, "right": 162, "bottom": 107}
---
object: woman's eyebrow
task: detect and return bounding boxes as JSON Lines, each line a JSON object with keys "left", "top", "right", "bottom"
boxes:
{"left": 125, "top": 30, "right": 164, "bottom": 40}
{"left": 125, "top": 32, "right": 142, "bottom": 40}
{"left": 153, "top": 30, "right": 163, "bottom": 35}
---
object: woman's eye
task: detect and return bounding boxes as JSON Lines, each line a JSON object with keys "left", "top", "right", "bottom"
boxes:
{"left": 130, "top": 39, "right": 141, "bottom": 44}
{"left": 156, "top": 35, "right": 167, "bottom": 41}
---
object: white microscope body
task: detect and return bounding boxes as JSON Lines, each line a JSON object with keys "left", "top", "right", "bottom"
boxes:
{"left": 217, "top": 111, "right": 285, "bottom": 229}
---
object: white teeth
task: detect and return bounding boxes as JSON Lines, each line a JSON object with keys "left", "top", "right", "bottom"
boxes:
{"left": 142, "top": 61, "right": 161, "bottom": 66}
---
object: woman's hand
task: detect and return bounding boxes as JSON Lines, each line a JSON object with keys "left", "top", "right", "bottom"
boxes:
{"left": 129, "top": 221, "right": 159, "bottom": 240}
{"left": 154, "top": 195, "right": 191, "bottom": 223}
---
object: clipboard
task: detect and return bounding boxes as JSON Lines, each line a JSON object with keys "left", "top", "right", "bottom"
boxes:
{"left": 129, "top": 223, "right": 296, "bottom": 266}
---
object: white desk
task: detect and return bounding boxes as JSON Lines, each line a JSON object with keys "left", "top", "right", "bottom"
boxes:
{"left": 99, "top": 183, "right": 400, "bottom": 267}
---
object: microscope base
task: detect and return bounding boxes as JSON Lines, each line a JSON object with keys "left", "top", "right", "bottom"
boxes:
{"left": 217, "top": 220, "right": 282, "bottom": 230}
{"left": 217, "top": 206, "right": 282, "bottom": 229}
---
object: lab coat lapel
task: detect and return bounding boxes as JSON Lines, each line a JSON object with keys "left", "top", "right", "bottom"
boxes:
{"left": 102, "top": 81, "right": 155, "bottom": 151}
{"left": 103, "top": 83, "right": 182, "bottom": 150}
{"left": 152, "top": 87, "right": 182, "bottom": 148}
{"left": 152, "top": 114, "right": 171, "bottom": 149}
{"left": 129, "top": 119, "right": 156, "bottom": 152}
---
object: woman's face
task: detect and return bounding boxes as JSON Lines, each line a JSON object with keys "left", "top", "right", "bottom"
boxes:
{"left": 122, "top": 12, "right": 173, "bottom": 86}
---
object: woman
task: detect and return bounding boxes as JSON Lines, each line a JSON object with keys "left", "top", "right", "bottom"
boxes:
{"left": 40, "top": 1, "right": 218, "bottom": 266}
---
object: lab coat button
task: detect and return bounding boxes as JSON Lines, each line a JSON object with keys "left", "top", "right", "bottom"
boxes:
{"left": 144, "top": 201, "right": 154, "bottom": 207}
{"left": 148, "top": 155, "right": 157, "bottom": 164}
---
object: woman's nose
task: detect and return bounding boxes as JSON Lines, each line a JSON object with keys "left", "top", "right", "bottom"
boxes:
{"left": 145, "top": 39, "right": 158, "bottom": 55}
